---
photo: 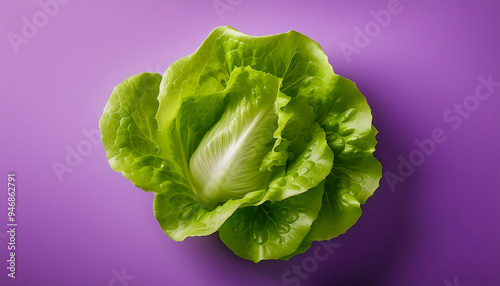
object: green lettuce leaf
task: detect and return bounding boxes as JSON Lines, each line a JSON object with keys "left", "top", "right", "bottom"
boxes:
{"left": 305, "top": 77, "right": 382, "bottom": 242}
{"left": 219, "top": 183, "right": 324, "bottom": 262}
{"left": 99, "top": 73, "right": 182, "bottom": 194}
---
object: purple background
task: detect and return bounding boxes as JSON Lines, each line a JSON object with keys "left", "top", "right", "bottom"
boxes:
{"left": 1, "top": 1, "right": 499, "bottom": 285}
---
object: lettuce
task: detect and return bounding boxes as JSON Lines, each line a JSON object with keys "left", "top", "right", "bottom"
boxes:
{"left": 99, "top": 26, "right": 381, "bottom": 262}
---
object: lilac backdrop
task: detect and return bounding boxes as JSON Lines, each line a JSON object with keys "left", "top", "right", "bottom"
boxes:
{"left": 1, "top": 1, "right": 499, "bottom": 286}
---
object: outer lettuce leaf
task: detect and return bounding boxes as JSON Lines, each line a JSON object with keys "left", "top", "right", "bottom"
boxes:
{"left": 99, "top": 73, "right": 185, "bottom": 194}
{"left": 305, "top": 76, "right": 382, "bottom": 242}
{"left": 304, "top": 175, "right": 362, "bottom": 241}
{"left": 322, "top": 77, "right": 381, "bottom": 204}
{"left": 279, "top": 239, "right": 313, "bottom": 261}
{"left": 154, "top": 187, "right": 266, "bottom": 241}
{"left": 219, "top": 183, "right": 324, "bottom": 262}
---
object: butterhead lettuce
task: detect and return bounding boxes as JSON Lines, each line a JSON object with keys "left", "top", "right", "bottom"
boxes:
{"left": 99, "top": 26, "right": 381, "bottom": 262}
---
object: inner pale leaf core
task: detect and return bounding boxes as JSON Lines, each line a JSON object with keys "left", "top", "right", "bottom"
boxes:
{"left": 189, "top": 68, "right": 282, "bottom": 208}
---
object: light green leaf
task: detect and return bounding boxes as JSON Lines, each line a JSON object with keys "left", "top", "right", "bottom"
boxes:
{"left": 219, "top": 183, "right": 324, "bottom": 262}
{"left": 99, "top": 73, "right": 185, "bottom": 194}
{"left": 260, "top": 124, "right": 333, "bottom": 203}
{"left": 154, "top": 187, "right": 266, "bottom": 241}
{"left": 306, "top": 76, "right": 382, "bottom": 241}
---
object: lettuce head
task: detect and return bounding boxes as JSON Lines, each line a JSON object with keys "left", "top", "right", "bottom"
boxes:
{"left": 99, "top": 26, "right": 382, "bottom": 262}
